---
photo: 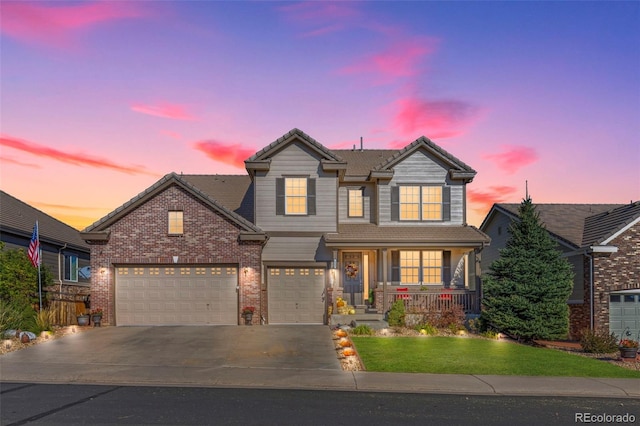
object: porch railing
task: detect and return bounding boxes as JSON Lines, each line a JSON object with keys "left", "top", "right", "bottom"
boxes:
{"left": 376, "top": 288, "right": 479, "bottom": 314}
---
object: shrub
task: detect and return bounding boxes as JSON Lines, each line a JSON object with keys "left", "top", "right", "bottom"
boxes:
{"left": 35, "top": 307, "right": 54, "bottom": 333}
{"left": 580, "top": 329, "right": 619, "bottom": 353}
{"left": 0, "top": 299, "right": 37, "bottom": 334}
{"left": 414, "top": 322, "right": 438, "bottom": 335}
{"left": 387, "top": 300, "right": 406, "bottom": 327}
{"left": 351, "top": 324, "right": 374, "bottom": 336}
{"left": 425, "top": 303, "right": 466, "bottom": 330}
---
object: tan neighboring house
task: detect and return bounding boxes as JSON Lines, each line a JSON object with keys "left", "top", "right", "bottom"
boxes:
{"left": 81, "top": 129, "right": 489, "bottom": 326}
{"left": 480, "top": 202, "right": 640, "bottom": 340}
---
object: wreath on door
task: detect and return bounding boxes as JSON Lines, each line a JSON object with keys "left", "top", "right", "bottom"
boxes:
{"left": 345, "top": 262, "right": 359, "bottom": 279}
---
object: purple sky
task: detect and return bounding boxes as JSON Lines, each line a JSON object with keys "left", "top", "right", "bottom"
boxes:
{"left": 1, "top": 1, "right": 638, "bottom": 229}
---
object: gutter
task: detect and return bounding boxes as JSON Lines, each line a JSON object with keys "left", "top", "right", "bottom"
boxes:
{"left": 58, "top": 243, "right": 67, "bottom": 293}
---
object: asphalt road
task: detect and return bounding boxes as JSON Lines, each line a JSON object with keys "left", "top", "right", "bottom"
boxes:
{"left": 2, "top": 383, "right": 639, "bottom": 426}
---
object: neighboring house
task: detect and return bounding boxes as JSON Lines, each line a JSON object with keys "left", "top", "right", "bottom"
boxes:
{"left": 480, "top": 202, "right": 640, "bottom": 340}
{"left": 81, "top": 129, "right": 490, "bottom": 326}
{"left": 0, "top": 190, "right": 91, "bottom": 301}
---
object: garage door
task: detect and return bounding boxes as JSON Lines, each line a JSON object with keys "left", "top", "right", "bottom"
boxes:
{"left": 610, "top": 292, "right": 640, "bottom": 340}
{"left": 268, "top": 267, "right": 326, "bottom": 324}
{"left": 116, "top": 265, "right": 238, "bottom": 326}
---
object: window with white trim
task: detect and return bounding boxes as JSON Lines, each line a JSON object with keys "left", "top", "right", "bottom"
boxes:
{"left": 64, "top": 254, "right": 78, "bottom": 282}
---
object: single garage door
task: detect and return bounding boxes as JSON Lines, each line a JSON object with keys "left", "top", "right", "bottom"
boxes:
{"left": 610, "top": 292, "right": 640, "bottom": 340}
{"left": 268, "top": 267, "right": 326, "bottom": 324}
{"left": 116, "top": 265, "right": 238, "bottom": 326}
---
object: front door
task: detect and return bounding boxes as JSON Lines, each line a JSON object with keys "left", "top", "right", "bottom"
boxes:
{"left": 343, "top": 252, "right": 363, "bottom": 306}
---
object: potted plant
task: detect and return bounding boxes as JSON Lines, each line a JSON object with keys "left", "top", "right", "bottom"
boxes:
{"left": 90, "top": 308, "right": 103, "bottom": 327}
{"left": 619, "top": 339, "right": 639, "bottom": 359}
{"left": 77, "top": 312, "right": 90, "bottom": 326}
{"left": 242, "top": 306, "right": 255, "bottom": 325}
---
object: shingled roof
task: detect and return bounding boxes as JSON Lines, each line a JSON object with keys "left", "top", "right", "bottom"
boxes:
{"left": 325, "top": 223, "right": 490, "bottom": 247}
{"left": 0, "top": 190, "right": 89, "bottom": 251}
{"left": 491, "top": 203, "right": 624, "bottom": 248}
{"left": 582, "top": 201, "right": 640, "bottom": 246}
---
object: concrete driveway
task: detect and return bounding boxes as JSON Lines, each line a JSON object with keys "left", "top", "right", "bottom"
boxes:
{"left": 0, "top": 325, "right": 349, "bottom": 389}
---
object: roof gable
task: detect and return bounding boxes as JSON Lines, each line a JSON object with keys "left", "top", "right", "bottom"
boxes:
{"left": 83, "top": 173, "right": 262, "bottom": 236}
{"left": 245, "top": 128, "right": 346, "bottom": 176}
{"left": 374, "top": 136, "right": 476, "bottom": 181}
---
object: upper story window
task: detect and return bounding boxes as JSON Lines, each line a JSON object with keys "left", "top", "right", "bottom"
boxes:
{"left": 285, "top": 177, "right": 307, "bottom": 215}
{"left": 276, "top": 177, "right": 316, "bottom": 216}
{"left": 393, "top": 185, "right": 450, "bottom": 222}
{"left": 64, "top": 254, "right": 78, "bottom": 282}
{"left": 168, "top": 210, "right": 184, "bottom": 235}
{"left": 348, "top": 188, "right": 364, "bottom": 217}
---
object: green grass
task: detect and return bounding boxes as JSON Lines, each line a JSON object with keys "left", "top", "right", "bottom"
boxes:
{"left": 351, "top": 336, "right": 640, "bottom": 378}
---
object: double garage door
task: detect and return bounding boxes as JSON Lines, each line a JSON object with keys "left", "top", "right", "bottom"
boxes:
{"left": 116, "top": 265, "right": 238, "bottom": 326}
{"left": 268, "top": 267, "right": 326, "bottom": 324}
{"left": 610, "top": 292, "right": 640, "bottom": 340}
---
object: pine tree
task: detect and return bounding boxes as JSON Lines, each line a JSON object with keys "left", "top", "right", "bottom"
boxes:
{"left": 481, "top": 197, "right": 574, "bottom": 341}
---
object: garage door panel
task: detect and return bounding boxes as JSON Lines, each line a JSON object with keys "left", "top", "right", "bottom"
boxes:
{"left": 268, "top": 267, "right": 325, "bottom": 324}
{"left": 610, "top": 293, "right": 640, "bottom": 340}
{"left": 116, "top": 265, "right": 237, "bottom": 326}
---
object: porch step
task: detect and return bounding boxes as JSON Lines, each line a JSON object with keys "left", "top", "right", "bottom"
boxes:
{"left": 330, "top": 313, "right": 388, "bottom": 330}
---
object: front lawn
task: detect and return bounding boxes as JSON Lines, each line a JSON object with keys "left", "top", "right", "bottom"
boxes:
{"left": 351, "top": 336, "right": 640, "bottom": 378}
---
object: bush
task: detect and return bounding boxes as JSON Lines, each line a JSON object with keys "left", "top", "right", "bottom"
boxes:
{"left": 425, "top": 303, "right": 466, "bottom": 330}
{"left": 414, "top": 322, "right": 438, "bottom": 335}
{"left": 580, "top": 329, "right": 619, "bottom": 353}
{"left": 387, "top": 300, "right": 406, "bottom": 327}
{"left": 0, "top": 299, "right": 37, "bottom": 334}
{"left": 35, "top": 307, "right": 54, "bottom": 333}
{"left": 351, "top": 324, "right": 374, "bottom": 336}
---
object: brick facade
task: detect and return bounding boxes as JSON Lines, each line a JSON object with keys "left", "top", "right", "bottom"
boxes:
{"left": 591, "top": 222, "right": 640, "bottom": 334}
{"left": 89, "top": 185, "right": 262, "bottom": 325}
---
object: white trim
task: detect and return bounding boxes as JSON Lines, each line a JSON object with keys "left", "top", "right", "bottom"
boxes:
{"left": 588, "top": 245, "right": 618, "bottom": 254}
{"left": 601, "top": 215, "right": 640, "bottom": 245}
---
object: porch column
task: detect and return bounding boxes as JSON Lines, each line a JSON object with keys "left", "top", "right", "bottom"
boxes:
{"left": 382, "top": 248, "right": 388, "bottom": 311}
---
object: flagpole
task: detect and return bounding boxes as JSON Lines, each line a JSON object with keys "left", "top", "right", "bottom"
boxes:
{"left": 38, "top": 257, "right": 43, "bottom": 311}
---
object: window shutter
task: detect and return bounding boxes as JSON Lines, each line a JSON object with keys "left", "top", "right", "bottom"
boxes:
{"left": 307, "top": 178, "right": 316, "bottom": 215}
{"left": 442, "top": 186, "right": 451, "bottom": 221}
{"left": 443, "top": 250, "right": 451, "bottom": 287}
{"left": 391, "top": 250, "right": 400, "bottom": 282}
{"left": 276, "top": 178, "right": 285, "bottom": 215}
{"left": 391, "top": 186, "right": 399, "bottom": 221}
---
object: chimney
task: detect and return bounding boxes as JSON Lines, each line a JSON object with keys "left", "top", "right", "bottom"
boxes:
{"left": 360, "top": 137, "right": 363, "bottom": 151}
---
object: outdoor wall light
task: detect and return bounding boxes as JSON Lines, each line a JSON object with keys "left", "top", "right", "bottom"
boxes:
{"left": 243, "top": 267, "right": 249, "bottom": 276}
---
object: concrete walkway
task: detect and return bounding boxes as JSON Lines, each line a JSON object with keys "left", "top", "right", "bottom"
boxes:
{"left": 1, "top": 326, "right": 638, "bottom": 398}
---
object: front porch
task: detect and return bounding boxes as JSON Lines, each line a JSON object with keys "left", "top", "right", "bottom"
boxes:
{"left": 375, "top": 287, "right": 480, "bottom": 314}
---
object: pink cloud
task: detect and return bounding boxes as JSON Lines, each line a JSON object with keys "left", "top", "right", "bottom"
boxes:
{"left": 131, "top": 103, "right": 197, "bottom": 121}
{"left": 340, "top": 37, "right": 438, "bottom": 83}
{"left": 467, "top": 186, "right": 518, "bottom": 212}
{"left": 193, "top": 140, "right": 256, "bottom": 169}
{"left": 278, "top": 1, "right": 361, "bottom": 37}
{"left": 0, "top": 134, "right": 156, "bottom": 175}
{"left": 160, "top": 130, "right": 183, "bottom": 140}
{"left": 0, "top": 1, "right": 147, "bottom": 49}
{"left": 0, "top": 155, "right": 41, "bottom": 169}
{"left": 392, "top": 97, "right": 479, "bottom": 141}
{"left": 482, "top": 146, "right": 539, "bottom": 174}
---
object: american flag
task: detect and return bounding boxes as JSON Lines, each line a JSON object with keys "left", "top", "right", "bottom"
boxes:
{"left": 28, "top": 221, "right": 41, "bottom": 268}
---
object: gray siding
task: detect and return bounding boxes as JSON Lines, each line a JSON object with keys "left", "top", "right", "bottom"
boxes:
{"left": 338, "top": 183, "right": 375, "bottom": 224}
{"left": 378, "top": 151, "right": 465, "bottom": 225}
{"left": 255, "top": 142, "right": 337, "bottom": 232}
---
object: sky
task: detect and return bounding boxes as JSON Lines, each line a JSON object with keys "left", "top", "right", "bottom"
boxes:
{"left": 1, "top": 1, "right": 639, "bottom": 230}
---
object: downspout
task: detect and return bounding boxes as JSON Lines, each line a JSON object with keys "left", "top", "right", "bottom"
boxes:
{"left": 58, "top": 243, "right": 67, "bottom": 293}
{"left": 587, "top": 252, "right": 594, "bottom": 330}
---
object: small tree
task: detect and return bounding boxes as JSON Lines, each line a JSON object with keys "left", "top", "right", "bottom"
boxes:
{"left": 481, "top": 197, "right": 573, "bottom": 341}
{"left": 0, "top": 242, "right": 52, "bottom": 307}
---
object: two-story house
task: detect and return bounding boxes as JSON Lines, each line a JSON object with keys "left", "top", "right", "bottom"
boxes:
{"left": 81, "top": 129, "right": 489, "bottom": 326}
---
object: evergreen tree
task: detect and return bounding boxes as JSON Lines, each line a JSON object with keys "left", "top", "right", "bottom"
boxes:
{"left": 481, "top": 197, "right": 573, "bottom": 341}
